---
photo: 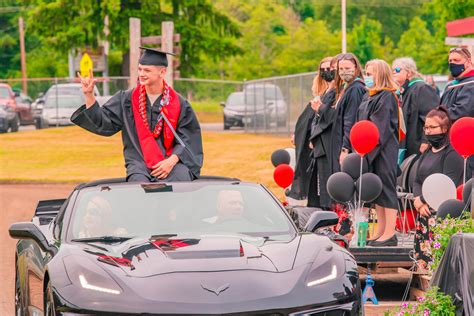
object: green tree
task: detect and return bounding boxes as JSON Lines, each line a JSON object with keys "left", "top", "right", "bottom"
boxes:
{"left": 23, "top": 0, "right": 240, "bottom": 77}
{"left": 348, "top": 16, "right": 393, "bottom": 65}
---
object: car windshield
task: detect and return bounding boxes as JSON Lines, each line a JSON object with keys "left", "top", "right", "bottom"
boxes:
{"left": 44, "top": 94, "right": 84, "bottom": 108}
{"left": 69, "top": 183, "right": 295, "bottom": 242}
{"left": 0, "top": 87, "right": 10, "bottom": 98}
{"left": 227, "top": 93, "right": 265, "bottom": 108}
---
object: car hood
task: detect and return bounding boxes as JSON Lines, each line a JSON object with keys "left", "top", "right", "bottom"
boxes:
{"left": 76, "top": 236, "right": 303, "bottom": 277}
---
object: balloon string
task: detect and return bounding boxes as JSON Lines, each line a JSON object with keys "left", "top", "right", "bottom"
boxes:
{"left": 463, "top": 157, "right": 467, "bottom": 186}
{"left": 358, "top": 155, "right": 363, "bottom": 211}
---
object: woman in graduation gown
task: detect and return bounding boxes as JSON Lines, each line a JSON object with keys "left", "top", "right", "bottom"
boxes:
{"left": 307, "top": 56, "right": 337, "bottom": 208}
{"left": 287, "top": 74, "right": 321, "bottom": 200}
{"left": 357, "top": 59, "right": 400, "bottom": 247}
{"left": 392, "top": 57, "right": 439, "bottom": 157}
{"left": 331, "top": 53, "right": 367, "bottom": 172}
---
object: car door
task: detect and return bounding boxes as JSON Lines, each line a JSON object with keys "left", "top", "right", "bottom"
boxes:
{"left": 15, "top": 94, "right": 33, "bottom": 123}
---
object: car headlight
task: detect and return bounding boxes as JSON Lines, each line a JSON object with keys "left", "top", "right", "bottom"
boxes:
{"left": 306, "top": 250, "right": 345, "bottom": 287}
{"left": 63, "top": 255, "right": 122, "bottom": 295}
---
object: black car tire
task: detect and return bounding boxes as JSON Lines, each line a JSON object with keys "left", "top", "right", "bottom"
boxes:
{"left": 10, "top": 114, "right": 20, "bottom": 132}
{"left": 15, "top": 266, "right": 25, "bottom": 316}
{"left": 44, "top": 281, "right": 56, "bottom": 316}
{"left": 223, "top": 115, "right": 231, "bottom": 130}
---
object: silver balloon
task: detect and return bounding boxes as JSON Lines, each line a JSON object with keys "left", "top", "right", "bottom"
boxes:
{"left": 422, "top": 173, "right": 456, "bottom": 211}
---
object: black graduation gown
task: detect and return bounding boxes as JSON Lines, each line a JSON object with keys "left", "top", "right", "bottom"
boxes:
{"left": 440, "top": 73, "right": 474, "bottom": 177}
{"left": 288, "top": 103, "right": 315, "bottom": 200}
{"left": 330, "top": 80, "right": 367, "bottom": 173}
{"left": 399, "top": 80, "right": 440, "bottom": 157}
{"left": 71, "top": 89, "right": 203, "bottom": 181}
{"left": 307, "top": 88, "right": 337, "bottom": 208}
{"left": 440, "top": 74, "right": 474, "bottom": 121}
{"left": 357, "top": 90, "right": 399, "bottom": 209}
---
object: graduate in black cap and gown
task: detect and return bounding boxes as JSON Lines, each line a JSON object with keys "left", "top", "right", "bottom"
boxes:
{"left": 71, "top": 47, "right": 203, "bottom": 182}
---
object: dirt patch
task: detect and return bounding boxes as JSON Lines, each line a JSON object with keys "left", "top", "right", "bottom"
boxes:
{"left": 0, "top": 183, "right": 75, "bottom": 315}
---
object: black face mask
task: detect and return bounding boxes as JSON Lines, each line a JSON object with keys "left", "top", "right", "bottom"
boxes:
{"left": 449, "top": 63, "right": 465, "bottom": 78}
{"left": 426, "top": 133, "right": 447, "bottom": 149}
{"left": 321, "top": 69, "right": 335, "bottom": 82}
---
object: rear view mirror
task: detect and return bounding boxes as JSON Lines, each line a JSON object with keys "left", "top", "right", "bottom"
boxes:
{"left": 304, "top": 211, "right": 339, "bottom": 232}
{"left": 9, "top": 222, "right": 57, "bottom": 255}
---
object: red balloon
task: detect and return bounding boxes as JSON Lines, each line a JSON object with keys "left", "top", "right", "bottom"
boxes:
{"left": 350, "top": 120, "right": 380, "bottom": 155}
{"left": 456, "top": 184, "right": 464, "bottom": 201}
{"left": 396, "top": 209, "right": 417, "bottom": 233}
{"left": 273, "top": 164, "right": 294, "bottom": 189}
{"left": 450, "top": 117, "right": 474, "bottom": 158}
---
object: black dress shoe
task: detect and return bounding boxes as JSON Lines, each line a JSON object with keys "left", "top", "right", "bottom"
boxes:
{"left": 368, "top": 235, "right": 398, "bottom": 247}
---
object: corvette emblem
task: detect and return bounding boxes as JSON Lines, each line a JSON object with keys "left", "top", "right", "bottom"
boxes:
{"left": 201, "top": 282, "right": 230, "bottom": 296}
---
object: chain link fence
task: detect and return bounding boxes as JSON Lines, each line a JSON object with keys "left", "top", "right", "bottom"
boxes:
{"left": 0, "top": 77, "right": 242, "bottom": 129}
{"left": 237, "top": 72, "right": 316, "bottom": 136}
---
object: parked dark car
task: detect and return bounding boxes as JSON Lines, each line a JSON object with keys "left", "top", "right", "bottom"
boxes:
{"left": 0, "top": 84, "right": 35, "bottom": 130}
{"left": 10, "top": 177, "right": 362, "bottom": 315}
{"left": 221, "top": 92, "right": 267, "bottom": 130}
{"left": 0, "top": 103, "right": 19, "bottom": 132}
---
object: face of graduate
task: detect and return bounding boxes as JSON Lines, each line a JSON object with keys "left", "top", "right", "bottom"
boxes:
{"left": 138, "top": 64, "right": 167, "bottom": 86}
{"left": 391, "top": 64, "right": 408, "bottom": 85}
{"left": 338, "top": 59, "right": 356, "bottom": 82}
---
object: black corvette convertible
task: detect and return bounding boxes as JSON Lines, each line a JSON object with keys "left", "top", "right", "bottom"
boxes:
{"left": 10, "top": 177, "right": 362, "bottom": 315}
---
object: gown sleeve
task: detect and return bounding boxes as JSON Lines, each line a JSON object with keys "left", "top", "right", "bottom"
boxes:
{"left": 71, "top": 91, "right": 124, "bottom": 136}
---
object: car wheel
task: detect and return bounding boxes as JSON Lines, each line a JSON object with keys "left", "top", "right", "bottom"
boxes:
{"left": 223, "top": 115, "right": 230, "bottom": 130}
{"left": 15, "top": 267, "right": 24, "bottom": 316}
{"left": 10, "top": 114, "right": 20, "bottom": 132}
{"left": 44, "top": 281, "right": 56, "bottom": 316}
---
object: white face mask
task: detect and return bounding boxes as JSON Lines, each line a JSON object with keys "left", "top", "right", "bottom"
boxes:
{"left": 339, "top": 70, "right": 356, "bottom": 82}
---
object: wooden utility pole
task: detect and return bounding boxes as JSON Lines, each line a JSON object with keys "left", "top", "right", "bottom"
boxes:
{"left": 129, "top": 17, "right": 141, "bottom": 89}
{"left": 19, "top": 17, "right": 27, "bottom": 94}
{"left": 161, "top": 21, "right": 174, "bottom": 87}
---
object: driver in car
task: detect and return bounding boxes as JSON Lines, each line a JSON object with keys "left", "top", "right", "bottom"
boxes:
{"left": 78, "top": 196, "right": 128, "bottom": 238}
{"left": 203, "top": 190, "right": 246, "bottom": 224}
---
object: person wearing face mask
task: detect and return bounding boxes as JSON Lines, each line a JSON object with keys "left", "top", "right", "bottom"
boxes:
{"left": 392, "top": 57, "right": 440, "bottom": 157}
{"left": 306, "top": 56, "right": 338, "bottom": 208}
{"left": 441, "top": 47, "right": 474, "bottom": 120}
{"left": 331, "top": 53, "right": 367, "bottom": 172}
{"left": 357, "top": 59, "right": 401, "bottom": 247}
{"left": 288, "top": 57, "right": 334, "bottom": 202}
{"left": 412, "top": 106, "right": 466, "bottom": 269}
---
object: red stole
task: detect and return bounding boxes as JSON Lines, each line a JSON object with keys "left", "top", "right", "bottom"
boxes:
{"left": 131, "top": 82, "right": 181, "bottom": 169}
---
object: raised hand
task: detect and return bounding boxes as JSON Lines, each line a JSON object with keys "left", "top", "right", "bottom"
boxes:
{"left": 77, "top": 69, "right": 97, "bottom": 108}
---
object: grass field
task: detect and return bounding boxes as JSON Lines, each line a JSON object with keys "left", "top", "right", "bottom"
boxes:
{"left": 193, "top": 100, "right": 223, "bottom": 123}
{"left": 0, "top": 127, "right": 291, "bottom": 194}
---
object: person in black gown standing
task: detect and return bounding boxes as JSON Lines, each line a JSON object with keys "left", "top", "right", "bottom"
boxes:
{"left": 307, "top": 56, "right": 337, "bottom": 208}
{"left": 331, "top": 53, "right": 367, "bottom": 172}
{"left": 357, "top": 59, "right": 400, "bottom": 247}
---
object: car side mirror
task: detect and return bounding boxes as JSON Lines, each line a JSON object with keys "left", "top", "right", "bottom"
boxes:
{"left": 14, "top": 90, "right": 20, "bottom": 97}
{"left": 220, "top": 102, "right": 226, "bottom": 108}
{"left": 9, "top": 222, "right": 57, "bottom": 255}
{"left": 304, "top": 211, "right": 339, "bottom": 232}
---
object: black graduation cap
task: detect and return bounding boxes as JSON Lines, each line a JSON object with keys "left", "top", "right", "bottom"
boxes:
{"left": 139, "top": 47, "right": 175, "bottom": 67}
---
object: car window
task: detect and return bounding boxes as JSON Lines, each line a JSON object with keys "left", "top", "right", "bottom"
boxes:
{"left": 44, "top": 94, "right": 85, "bottom": 108}
{"left": 0, "top": 87, "right": 10, "bottom": 98}
{"left": 69, "top": 184, "right": 295, "bottom": 241}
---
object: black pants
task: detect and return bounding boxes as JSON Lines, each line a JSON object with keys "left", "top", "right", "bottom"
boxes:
{"left": 127, "top": 163, "right": 193, "bottom": 182}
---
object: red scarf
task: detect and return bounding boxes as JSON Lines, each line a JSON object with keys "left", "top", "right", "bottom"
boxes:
{"left": 131, "top": 81, "right": 181, "bottom": 169}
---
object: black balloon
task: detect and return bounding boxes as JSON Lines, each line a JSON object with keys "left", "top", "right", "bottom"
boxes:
{"left": 437, "top": 199, "right": 466, "bottom": 219}
{"left": 462, "top": 178, "right": 473, "bottom": 205}
{"left": 341, "top": 153, "right": 369, "bottom": 179}
{"left": 355, "top": 173, "right": 383, "bottom": 203}
{"left": 271, "top": 149, "right": 291, "bottom": 167}
{"left": 327, "top": 172, "right": 355, "bottom": 203}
